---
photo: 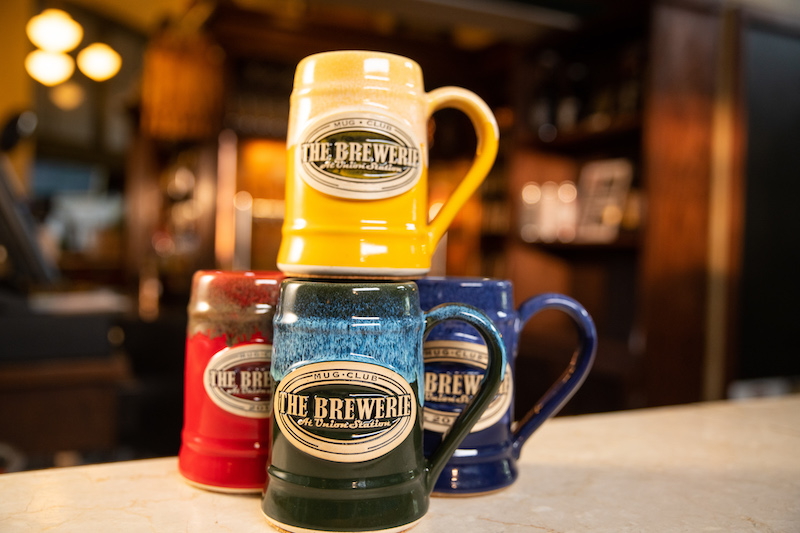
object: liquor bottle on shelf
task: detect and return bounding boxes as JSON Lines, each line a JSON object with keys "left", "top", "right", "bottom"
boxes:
{"left": 556, "top": 62, "right": 588, "bottom": 134}
{"left": 617, "top": 41, "right": 645, "bottom": 118}
{"left": 526, "top": 49, "right": 560, "bottom": 143}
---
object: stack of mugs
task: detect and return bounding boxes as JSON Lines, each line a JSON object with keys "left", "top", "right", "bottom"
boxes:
{"left": 178, "top": 51, "right": 597, "bottom": 533}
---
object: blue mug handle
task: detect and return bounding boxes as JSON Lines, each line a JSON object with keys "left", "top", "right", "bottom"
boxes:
{"left": 511, "top": 293, "right": 597, "bottom": 459}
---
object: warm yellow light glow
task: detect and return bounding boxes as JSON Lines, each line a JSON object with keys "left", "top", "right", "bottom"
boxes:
{"left": 233, "top": 191, "right": 253, "bottom": 211}
{"left": 521, "top": 182, "right": 542, "bottom": 204}
{"left": 77, "top": 43, "right": 121, "bottom": 81}
{"left": 602, "top": 205, "right": 624, "bottom": 226}
{"left": 558, "top": 181, "right": 578, "bottom": 203}
{"left": 25, "top": 50, "right": 74, "bottom": 86}
{"left": 49, "top": 81, "right": 86, "bottom": 110}
{"left": 26, "top": 9, "right": 83, "bottom": 53}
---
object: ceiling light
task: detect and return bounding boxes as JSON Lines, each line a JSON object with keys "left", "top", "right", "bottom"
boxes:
{"left": 25, "top": 50, "right": 75, "bottom": 86}
{"left": 26, "top": 9, "right": 83, "bottom": 53}
{"left": 77, "top": 43, "right": 122, "bottom": 82}
{"left": 49, "top": 81, "right": 86, "bottom": 110}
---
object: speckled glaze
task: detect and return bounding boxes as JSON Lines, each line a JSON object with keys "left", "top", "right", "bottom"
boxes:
{"left": 270, "top": 280, "right": 424, "bottom": 394}
{"left": 179, "top": 270, "right": 284, "bottom": 493}
{"left": 417, "top": 276, "right": 597, "bottom": 495}
{"left": 264, "top": 279, "right": 507, "bottom": 533}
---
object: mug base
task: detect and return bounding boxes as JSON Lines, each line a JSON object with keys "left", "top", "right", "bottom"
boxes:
{"left": 431, "top": 484, "right": 511, "bottom": 498}
{"left": 429, "top": 458, "right": 518, "bottom": 496}
{"left": 264, "top": 513, "right": 422, "bottom": 533}
{"left": 179, "top": 473, "right": 262, "bottom": 494}
{"left": 277, "top": 263, "right": 427, "bottom": 280}
{"left": 178, "top": 444, "right": 267, "bottom": 493}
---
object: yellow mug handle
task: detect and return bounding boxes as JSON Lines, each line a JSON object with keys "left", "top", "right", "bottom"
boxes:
{"left": 425, "top": 87, "right": 499, "bottom": 248}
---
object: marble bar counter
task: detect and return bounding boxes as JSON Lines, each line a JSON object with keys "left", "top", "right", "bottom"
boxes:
{"left": 1, "top": 395, "right": 798, "bottom": 532}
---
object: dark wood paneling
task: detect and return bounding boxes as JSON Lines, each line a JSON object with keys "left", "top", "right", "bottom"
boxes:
{"left": 638, "top": 3, "right": 720, "bottom": 406}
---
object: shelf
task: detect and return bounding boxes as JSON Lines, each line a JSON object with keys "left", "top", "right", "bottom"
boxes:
{"left": 518, "top": 114, "right": 642, "bottom": 154}
{"left": 523, "top": 231, "right": 641, "bottom": 255}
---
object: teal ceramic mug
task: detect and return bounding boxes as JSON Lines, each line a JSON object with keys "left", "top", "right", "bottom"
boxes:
{"left": 262, "top": 279, "right": 506, "bottom": 533}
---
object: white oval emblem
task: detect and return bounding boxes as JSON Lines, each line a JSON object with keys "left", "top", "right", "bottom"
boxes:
{"left": 423, "top": 340, "right": 512, "bottom": 434}
{"left": 274, "top": 361, "right": 418, "bottom": 463}
{"left": 203, "top": 344, "right": 273, "bottom": 419}
{"left": 295, "top": 111, "right": 422, "bottom": 200}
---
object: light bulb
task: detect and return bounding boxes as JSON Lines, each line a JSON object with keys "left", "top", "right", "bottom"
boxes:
{"left": 50, "top": 81, "right": 86, "bottom": 110}
{"left": 25, "top": 50, "right": 75, "bottom": 86}
{"left": 26, "top": 9, "right": 83, "bottom": 53}
{"left": 77, "top": 43, "right": 122, "bottom": 81}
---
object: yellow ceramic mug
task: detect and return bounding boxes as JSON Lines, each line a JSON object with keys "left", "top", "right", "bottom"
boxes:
{"left": 277, "top": 50, "right": 499, "bottom": 278}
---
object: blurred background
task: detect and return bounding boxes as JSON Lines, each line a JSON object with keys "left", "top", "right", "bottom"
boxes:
{"left": 1, "top": 0, "right": 799, "bottom": 472}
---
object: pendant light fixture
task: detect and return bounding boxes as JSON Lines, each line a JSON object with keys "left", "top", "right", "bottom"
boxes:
{"left": 77, "top": 43, "right": 122, "bottom": 82}
{"left": 26, "top": 9, "right": 83, "bottom": 53}
{"left": 25, "top": 49, "right": 75, "bottom": 87}
{"left": 25, "top": 8, "right": 122, "bottom": 86}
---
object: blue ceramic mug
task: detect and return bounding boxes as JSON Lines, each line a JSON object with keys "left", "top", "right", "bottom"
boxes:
{"left": 417, "top": 277, "right": 596, "bottom": 495}
{"left": 263, "top": 279, "right": 506, "bottom": 533}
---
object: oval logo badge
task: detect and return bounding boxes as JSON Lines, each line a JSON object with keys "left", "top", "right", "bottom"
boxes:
{"left": 423, "top": 340, "right": 512, "bottom": 434}
{"left": 296, "top": 111, "right": 423, "bottom": 200}
{"left": 203, "top": 344, "right": 273, "bottom": 419}
{"left": 274, "top": 361, "right": 418, "bottom": 463}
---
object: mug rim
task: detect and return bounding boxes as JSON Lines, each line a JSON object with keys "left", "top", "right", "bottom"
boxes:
{"left": 282, "top": 278, "right": 417, "bottom": 288}
{"left": 416, "top": 276, "right": 512, "bottom": 288}
{"left": 415, "top": 276, "right": 514, "bottom": 314}
{"left": 297, "top": 49, "right": 422, "bottom": 70}
{"left": 192, "top": 269, "right": 284, "bottom": 280}
{"left": 189, "top": 270, "right": 284, "bottom": 312}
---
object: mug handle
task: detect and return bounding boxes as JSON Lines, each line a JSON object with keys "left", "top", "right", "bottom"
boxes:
{"left": 511, "top": 293, "right": 597, "bottom": 458}
{"left": 425, "top": 87, "right": 499, "bottom": 248}
{"left": 422, "top": 303, "right": 506, "bottom": 494}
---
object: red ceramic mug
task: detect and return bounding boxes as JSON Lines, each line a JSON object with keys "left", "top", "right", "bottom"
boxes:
{"left": 179, "top": 270, "right": 284, "bottom": 492}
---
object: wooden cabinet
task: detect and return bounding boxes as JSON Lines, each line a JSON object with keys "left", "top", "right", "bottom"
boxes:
{"left": 505, "top": 1, "right": 734, "bottom": 412}
{"left": 0, "top": 355, "right": 131, "bottom": 461}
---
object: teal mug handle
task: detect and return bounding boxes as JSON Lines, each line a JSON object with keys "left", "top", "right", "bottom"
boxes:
{"left": 422, "top": 303, "right": 507, "bottom": 493}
